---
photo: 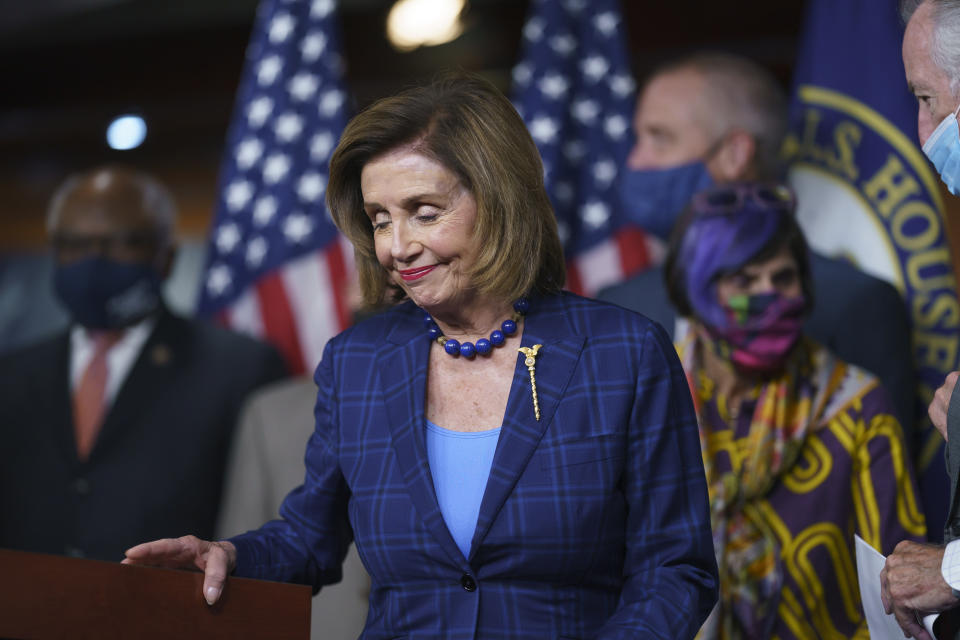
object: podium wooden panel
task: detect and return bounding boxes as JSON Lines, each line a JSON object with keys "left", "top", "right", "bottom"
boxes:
{"left": 0, "top": 548, "right": 310, "bottom": 639}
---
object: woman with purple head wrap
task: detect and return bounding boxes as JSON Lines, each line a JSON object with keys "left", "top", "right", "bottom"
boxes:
{"left": 664, "top": 182, "right": 924, "bottom": 639}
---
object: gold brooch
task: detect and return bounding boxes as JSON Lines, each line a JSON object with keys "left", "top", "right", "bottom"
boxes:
{"left": 517, "top": 344, "right": 543, "bottom": 421}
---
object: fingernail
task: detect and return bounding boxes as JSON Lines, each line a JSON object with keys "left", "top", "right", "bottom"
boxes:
{"left": 205, "top": 586, "right": 219, "bottom": 605}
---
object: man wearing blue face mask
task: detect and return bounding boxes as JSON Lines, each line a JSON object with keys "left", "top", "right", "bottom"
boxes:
{"left": 598, "top": 51, "right": 916, "bottom": 442}
{"left": 0, "top": 166, "right": 287, "bottom": 563}
{"left": 883, "top": 3, "right": 960, "bottom": 639}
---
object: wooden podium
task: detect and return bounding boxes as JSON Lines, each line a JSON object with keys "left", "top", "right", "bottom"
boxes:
{"left": 0, "top": 548, "right": 310, "bottom": 639}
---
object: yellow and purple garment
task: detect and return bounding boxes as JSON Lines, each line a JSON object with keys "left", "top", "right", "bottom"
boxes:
{"left": 677, "top": 327, "right": 926, "bottom": 640}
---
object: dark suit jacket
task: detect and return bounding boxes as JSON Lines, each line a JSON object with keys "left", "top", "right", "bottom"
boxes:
{"left": 0, "top": 308, "right": 286, "bottom": 562}
{"left": 946, "top": 379, "right": 960, "bottom": 543}
{"left": 598, "top": 253, "right": 916, "bottom": 446}
{"left": 230, "top": 293, "right": 718, "bottom": 640}
{"left": 941, "top": 380, "right": 960, "bottom": 639}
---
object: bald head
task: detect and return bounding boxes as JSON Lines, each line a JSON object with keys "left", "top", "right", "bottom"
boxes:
{"left": 48, "top": 166, "right": 175, "bottom": 238}
{"left": 627, "top": 52, "right": 787, "bottom": 182}
{"left": 47, "top": 166, "right": 177, "bottom": 267}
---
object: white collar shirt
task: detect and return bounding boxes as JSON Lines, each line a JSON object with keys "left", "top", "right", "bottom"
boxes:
{"left": 69, "top": 316, "right": 156, "bottom": 408}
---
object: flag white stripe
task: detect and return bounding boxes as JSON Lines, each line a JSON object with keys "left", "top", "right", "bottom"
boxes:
{"left": 574, "top": 239, "right": 624, "bottom": 296}
{"left": 281, "top": 250, "right": 339, "bottom": 373}
{"left": 228, "top": 287, "right": 266, "bottom": 338}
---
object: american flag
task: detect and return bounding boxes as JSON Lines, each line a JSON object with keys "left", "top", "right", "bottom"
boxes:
{"left": 196, "top": 0, "right": 353, "bottom": 376}
{"left": 511, "top": 0, "right": 657, "bottom": 297}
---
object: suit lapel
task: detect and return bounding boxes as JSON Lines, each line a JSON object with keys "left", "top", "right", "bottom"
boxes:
{"left": 46, "top": 333, "right": 80, "bottom": 467}
{"left": 469, "top": 296, "right": 584, "bottom": 560}
{"left": 91, "top": 311, "right": 180, "bottom": 461}
{"left": 379, "top": 303, "right": 468, "bottom": 568}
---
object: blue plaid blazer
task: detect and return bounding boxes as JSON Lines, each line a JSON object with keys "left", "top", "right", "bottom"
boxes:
{"left": 231, "top": 292, "right": 718, "bottom": 639}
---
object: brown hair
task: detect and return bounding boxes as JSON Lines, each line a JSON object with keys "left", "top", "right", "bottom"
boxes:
{"left": 327, "top": 71, "right": 565, "bottom": 307}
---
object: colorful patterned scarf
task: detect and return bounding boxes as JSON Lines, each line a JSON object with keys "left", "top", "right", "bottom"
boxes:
{"left": 677, "top": 326, "right": 849, "bottom": 639}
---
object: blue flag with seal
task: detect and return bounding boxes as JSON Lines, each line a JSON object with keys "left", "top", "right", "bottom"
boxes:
{"left": 785, "top": 0, "right": 959, "bottom": 535}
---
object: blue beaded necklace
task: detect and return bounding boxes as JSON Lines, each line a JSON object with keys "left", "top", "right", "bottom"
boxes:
{"left": 424, "top": 298, "right": 529, "bottom": 358}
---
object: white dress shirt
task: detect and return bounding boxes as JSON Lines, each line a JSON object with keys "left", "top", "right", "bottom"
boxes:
{"left": 942, "top": 538, "right": 960, "bottom": 595}
{"left": 69, "top": 317, "right": 155, "bottom": 409}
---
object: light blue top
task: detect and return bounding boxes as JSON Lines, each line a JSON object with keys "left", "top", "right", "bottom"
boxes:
{"left": 425, "top": 420, "right": 502, "bottom": 559}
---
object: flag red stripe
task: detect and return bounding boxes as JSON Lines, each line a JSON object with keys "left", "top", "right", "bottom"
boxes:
{"left": 256, "top": 272, "right": 307, "bottom": 375}
{"left": 615, "top": 226, "right": 651, "bottom": 277}
{"left": 325, "top": 242, "right": 351, "bottom": 331}
{"left": 565, "top": 261, "right": 585, "bottom": 296}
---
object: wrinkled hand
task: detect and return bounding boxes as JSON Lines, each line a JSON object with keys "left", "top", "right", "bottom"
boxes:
{"left": 122, "top": 535, "right": 237, "bottom": 605}
{"left": 929, "top": 371, "right": 959, "bottom": 441}
{"left": 881, "top": 540, "right": 956, "bottom": 640}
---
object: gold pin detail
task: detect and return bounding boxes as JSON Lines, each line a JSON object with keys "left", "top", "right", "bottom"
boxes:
{"left": 518, "top": 344, "right": 543, "bottom": 421}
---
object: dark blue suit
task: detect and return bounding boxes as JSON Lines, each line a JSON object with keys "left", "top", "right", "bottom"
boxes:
{"left": 598, "top": 254, "right": 916, "bottom": 447}
{"left": 0, "top": 309, "right": 287, "bottom": 562}
{"left": 231, "top": 293, "right": 718, "bottom": 639}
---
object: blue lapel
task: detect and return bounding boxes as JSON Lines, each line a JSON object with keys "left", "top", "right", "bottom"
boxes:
{"left": 379, "top": 302, "right": 467, "bottom": 569}
{"left": 377, "top": 296, "right": 585, "bottom": 567}
{"left": 468, "top": 294, "right": 584, "bottom": 560}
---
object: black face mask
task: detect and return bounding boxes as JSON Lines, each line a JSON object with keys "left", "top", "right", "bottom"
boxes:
{"left": 53, "top": 257, "right": 162, "bottom": 329}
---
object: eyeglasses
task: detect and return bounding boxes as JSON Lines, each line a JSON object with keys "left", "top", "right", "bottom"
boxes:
{"left": 51, "top": 231, "right": 162, "bottom": 259}
{"left": 691, "top": 183, "right": 796, "bottom": 217}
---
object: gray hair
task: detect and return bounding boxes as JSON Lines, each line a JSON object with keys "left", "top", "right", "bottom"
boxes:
{"left": 902, "top": 0, "right": 960, "bottom": 96}
{"left": 46, "top": 166, "right": 177, "bottom": 246}
{"left": 651, "top": 52, "right": 788, "bottom": 181}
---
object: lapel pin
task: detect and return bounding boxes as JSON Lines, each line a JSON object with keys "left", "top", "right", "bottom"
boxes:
{"left": 151, "top": 344, "right": 171, "bottom": 366}
{"left": 517, "top": 344, "right": 543, "bottom": 421}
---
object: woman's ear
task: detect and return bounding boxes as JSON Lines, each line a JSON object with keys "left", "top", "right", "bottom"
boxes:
{"left": 708, "top": 130, "right": 756, "bottom": 182}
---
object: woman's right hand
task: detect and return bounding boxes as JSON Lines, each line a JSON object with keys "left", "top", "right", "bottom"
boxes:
{"left": 122, "top": 535, "right": 237, "bottom": 605}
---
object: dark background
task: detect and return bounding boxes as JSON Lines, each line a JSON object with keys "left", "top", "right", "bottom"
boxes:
{"left": 0, "top": 0, "right": 807, "bottom": 249}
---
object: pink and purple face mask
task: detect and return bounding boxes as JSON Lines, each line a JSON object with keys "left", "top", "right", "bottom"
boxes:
{"left": 707, "top": 293, "right": 805, "bottom": 375}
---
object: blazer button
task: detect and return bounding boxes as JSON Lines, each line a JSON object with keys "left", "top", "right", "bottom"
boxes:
{"left": 460, "top": 574, "right": 477, "bottom": 592}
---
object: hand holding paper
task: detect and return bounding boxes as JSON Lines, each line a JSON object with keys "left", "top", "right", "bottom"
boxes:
{"left": 856, "top": 535, "right": 938, "bottom": 639}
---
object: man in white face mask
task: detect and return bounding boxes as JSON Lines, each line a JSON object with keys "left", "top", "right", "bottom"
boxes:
{"left": 882, "top": 2, "right": 960, "bottom": 639}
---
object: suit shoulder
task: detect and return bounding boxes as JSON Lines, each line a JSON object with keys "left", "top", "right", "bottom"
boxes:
{"left": 164, "top": 314, "right": 288, "bottom": 383}
{"left": 811, "top": 254, "right": 901, "bottom": 300}
{"left": 596, "top": 267, "right": 665, "bottom": 305}
{"left": 0, "top": 331, "right": 67, "bottom": 373}
{"left": 174, "top": 315, "right": 280, "bottom": 358}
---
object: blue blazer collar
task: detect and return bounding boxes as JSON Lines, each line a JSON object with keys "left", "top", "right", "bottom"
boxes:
{"left": 378, "top": 294, "right": 585, "bottom": 566}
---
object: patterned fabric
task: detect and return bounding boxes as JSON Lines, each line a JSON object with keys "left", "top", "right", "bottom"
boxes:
{"left": 677, "top": 325, "right": 926, "bottom": 639}
{"left": 230, "top": 293, "right": 718, "bottom": 639}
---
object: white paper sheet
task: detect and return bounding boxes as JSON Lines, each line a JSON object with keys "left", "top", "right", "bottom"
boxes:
{"left": 854, "top": 534, "right": 938, "bottom": 638}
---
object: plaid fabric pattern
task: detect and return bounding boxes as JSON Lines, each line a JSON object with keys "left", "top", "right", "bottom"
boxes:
{"left": 231, "top": 293, "right": 718, "bottom": 639}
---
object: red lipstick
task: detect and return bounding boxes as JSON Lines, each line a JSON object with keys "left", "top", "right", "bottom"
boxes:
{"left": 398, "top": 265, "right": 437, "bottom": 281}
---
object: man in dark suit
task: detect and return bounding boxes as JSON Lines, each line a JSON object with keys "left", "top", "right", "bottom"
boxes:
{"left": 598, "top": 51, "right": 916, "bottom": 440}
{"left": 883, "top": 2, "right": 960, "bottom": 638}
{"left": 0, "top": 165, "right": 286, "bottom": 562}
